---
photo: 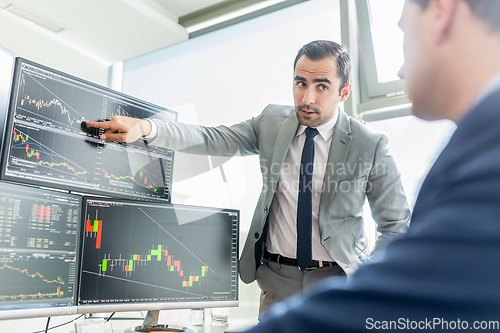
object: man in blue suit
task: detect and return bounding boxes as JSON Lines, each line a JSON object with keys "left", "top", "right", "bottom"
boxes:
{"left": 239, "top": 0, "right": 500, "bottom": 331}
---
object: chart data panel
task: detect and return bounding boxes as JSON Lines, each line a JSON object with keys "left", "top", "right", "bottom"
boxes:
{"left": 1, "top": 59, "right": 176, "bottom": 202}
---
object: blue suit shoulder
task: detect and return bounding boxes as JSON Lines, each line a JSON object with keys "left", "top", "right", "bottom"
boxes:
{"left": 243, "top": 90, "right": 500, "bottom": 333}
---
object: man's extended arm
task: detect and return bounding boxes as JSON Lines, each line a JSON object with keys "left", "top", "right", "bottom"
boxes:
{"left": 148, "top": 117, "right": 260, "bottom": 157}
{"left": 86, "top": 114, "right": 263, "bottom": 157}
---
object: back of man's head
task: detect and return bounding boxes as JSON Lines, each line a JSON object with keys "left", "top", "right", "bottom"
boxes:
{"left": 410, "top": 0, "right": 500, "bottom": 31}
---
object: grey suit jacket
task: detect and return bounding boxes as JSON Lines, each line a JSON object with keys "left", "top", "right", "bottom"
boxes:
{"left": 150, "top": 104, "right": 410, "bottom": 283}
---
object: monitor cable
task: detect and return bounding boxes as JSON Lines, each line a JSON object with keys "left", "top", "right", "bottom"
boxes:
{"left": 30, "top": 314, "right": 85, "bottom": 333}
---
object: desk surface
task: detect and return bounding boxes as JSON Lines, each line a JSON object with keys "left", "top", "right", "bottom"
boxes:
{"left": 109, "top": 308, "right": 256, "bottom": 333}
{"left": 113, "top": 323, "right": 253, "bottom": 333}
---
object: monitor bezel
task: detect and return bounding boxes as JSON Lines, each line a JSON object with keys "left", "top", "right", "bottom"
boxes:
{"left": 0, "top": 46, "right": 16, "bottom": 167}
{"left": 0, "top": 57, "right": 177, "bottom": 203}
{"left": 0, "top": 180, "right": 82, "bottom": 320}
{"left": 76, "top": 197, "right": 240, "bottom": 314}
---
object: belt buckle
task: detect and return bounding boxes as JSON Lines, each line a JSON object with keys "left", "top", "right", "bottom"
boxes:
{"left": 304, "top": 266, "right": 317, "bottom": 270}
{"left": 304, "top": 260, "right": 321, "bottom": 270}
{"left": 304, "top": 260, "right": 324, "bottom": 270}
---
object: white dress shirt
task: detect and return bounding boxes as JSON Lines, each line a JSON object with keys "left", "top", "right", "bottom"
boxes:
{"left": 266, "top": 110, "right": 340, "bottom": 261}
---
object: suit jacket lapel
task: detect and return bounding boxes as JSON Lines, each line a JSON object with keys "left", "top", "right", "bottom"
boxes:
{"left": 319, "top": 110, "right": 352, "bottom": 220}
{"left": 268, "top": 113, "right": 299, "bottom": 194}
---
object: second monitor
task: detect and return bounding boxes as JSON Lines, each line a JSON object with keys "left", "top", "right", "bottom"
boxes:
{"left": 78, "top": 198, "right": 239, "bottom": 313}
{"left": 0, "top": 181, "right": 81, "bottom": 320}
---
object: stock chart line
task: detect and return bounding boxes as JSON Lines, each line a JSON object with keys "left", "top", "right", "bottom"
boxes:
{"left": 11, "top": 128, "right": 88, "bottom": 176}
{"left": 0, "top": 286, "right": 64, "bottom": 300}
{"left": 102, "top": 149, "right": 160, "bottom": 192}
{"left": 82, "top": 270, "right": 206, "bottom": 297}
{"left": 20, "top": 71, "right": 86, "bottom": 125}
{"left": 98, "top": 244, "right": 209, "bottom": 289}
{"left": 137, "top": 208, "right": 215, "bottom": 273}
{"left": 21, "top": 95, "right": 84, "bottom": 126}
{"left": 101, "top": 168, "right": 158, "bottom": 192}
{"left": 87, "top": 208, "right": 215, "bottom": 289}
{"left": 16, "top": 106, "right": 84, "bottom": 132}
{"left": 1, "top": 262, "right": 65, "bottom": 285}
{"left": 114, "top": 105, "right": 131, "bottom": 118}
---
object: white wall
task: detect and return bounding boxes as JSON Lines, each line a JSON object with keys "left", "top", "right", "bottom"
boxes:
{"left": 0, "top": 9, "right": 109, "bottom": 87}
{"left": 122, "top": 0, "right": 342, "bottom": 233}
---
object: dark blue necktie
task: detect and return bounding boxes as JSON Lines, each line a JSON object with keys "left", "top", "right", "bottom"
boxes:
{"left": 297, "top": 127, "right": 319, "bottom": 271}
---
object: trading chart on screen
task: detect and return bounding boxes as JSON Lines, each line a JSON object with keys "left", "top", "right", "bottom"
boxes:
{"left": 1, "top": 59, "right": 176, "bottom": 202}
{"left": 0, "top": 182, "right": 81, "bottom": 310}
{"left": 78, "top": 199, "right": 239, "bottom": 306}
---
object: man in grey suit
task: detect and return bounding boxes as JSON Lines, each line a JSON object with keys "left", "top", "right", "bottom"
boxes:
{"left": 86, "top": 40, "right": 410, "bottom": 314}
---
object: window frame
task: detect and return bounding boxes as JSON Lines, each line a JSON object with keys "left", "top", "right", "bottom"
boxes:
{"left": 357, "top": 0, "right": 406, "bottom": 100}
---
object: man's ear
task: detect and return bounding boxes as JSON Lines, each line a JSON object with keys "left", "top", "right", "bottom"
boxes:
{"left": 431, "top": 0, "right": 459, "bottom": 44}
{"left": 340, "top": 83, "right": 352, "bottom": 102}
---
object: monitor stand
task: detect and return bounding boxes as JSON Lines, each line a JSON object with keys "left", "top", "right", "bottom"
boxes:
{"left": 125, "top": 310, "right": 192, "bottom": 333}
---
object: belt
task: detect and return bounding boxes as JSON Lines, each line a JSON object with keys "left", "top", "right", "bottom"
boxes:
{"left": 264, "top": 249, "right": 336, "bottom": 270}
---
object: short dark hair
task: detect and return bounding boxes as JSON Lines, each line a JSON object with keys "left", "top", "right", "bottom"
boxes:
{"left": 410, "top": 0, "right": 500, "bottom": 31}
{"left": 293, "top": 40, "right": 351, "bottom": 94}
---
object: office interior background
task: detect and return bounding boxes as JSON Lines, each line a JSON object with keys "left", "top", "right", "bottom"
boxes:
{"left": 0, "top": 0, "right": 457, "bottom": 331}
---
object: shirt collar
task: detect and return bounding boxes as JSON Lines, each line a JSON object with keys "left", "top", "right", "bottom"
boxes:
{"left": 474, "top": 70, "right": 500, "bottom": 107}
{"left": 296, "top": 108, "right": 340, "bottom": 142}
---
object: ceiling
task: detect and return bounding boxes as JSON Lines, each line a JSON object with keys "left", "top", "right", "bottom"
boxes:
{"left": 0, "top": 0, "right": 273, "bottom": 65}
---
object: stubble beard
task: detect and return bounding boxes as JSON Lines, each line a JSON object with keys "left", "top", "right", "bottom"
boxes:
{"left": 295, "top": 104, "right": 323, "bottom": 127}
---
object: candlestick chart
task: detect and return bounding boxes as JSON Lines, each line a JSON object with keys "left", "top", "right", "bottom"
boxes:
{"left": 96, "top": 144, "right": 171, "bottom": 199}
{"left": 6, "top": 124, "right": 96, "bottom": 183}
{"left": 103, "top": 97, "right": 175, "bottom": 156}
{"left": 0, "top": 256, "right": 73, "bottom": 303}
{"left": 79, "top": 200, "right": 239, "bottom": 305}
{"left": 14, "top": 67, "right": 102, "bottom": 134}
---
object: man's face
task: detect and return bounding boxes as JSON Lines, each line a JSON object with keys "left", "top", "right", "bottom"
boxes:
{"left": 398, "top": 1, "right": 440, "bottom": 120}
{"left": 293, "top": 55, "right": 351, "bottom": 127}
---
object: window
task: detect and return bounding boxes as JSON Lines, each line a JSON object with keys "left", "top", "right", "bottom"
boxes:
{"left": 369, "top": 0, "right": 405, "bottom": 83}
{"left": 363, "top": 116, "right": 457, "bottom": 250}
{"left": 367, "top": 116, "right": 456, "bottom": 207}
{"left": 357, "top": 0, "right": 406, "bottom": 100}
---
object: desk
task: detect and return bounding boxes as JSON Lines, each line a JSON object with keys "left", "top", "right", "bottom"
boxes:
{"left": 109, "top": 309, "right": 256, "bottom": 333}
{"left": 113, "top": 324, "right": 252, "bottom": 333}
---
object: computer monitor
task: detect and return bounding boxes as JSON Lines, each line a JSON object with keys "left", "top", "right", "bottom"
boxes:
{"left": 0, "top": 181, "right": 82, "bottom": 320}
{"left": 0, "top": 46, "right": 16, "bottom": 161}
{"left": 77, "top": 198, "right": 239, "bottom": 315}
{"left": 0, "top": 58, "right": 177, "bottom": 202}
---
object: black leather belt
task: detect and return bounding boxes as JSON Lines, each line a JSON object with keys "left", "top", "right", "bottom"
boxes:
{"left": 264, "top": 249, "right": 336, "bottom": 270}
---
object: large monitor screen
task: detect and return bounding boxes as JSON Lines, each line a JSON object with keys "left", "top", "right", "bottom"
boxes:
{"left": 0, "top": 58, "right": 176, "bottom": 202}
{"left": 0, "top": 181, "right": 81, "bottom": 319}
{"left": 77, "top": 198, "right": 239, "bottom": 313}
